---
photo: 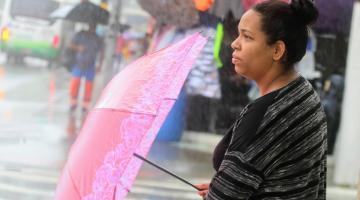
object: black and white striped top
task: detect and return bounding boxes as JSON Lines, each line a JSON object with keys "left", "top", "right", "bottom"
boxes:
{"left": 207, "top": 76, "right": 327, "bottom": 200}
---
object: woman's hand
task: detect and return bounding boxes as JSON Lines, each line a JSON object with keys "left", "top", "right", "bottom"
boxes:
{"left": 195, "top": 183, "right": 210, "bottom": 199}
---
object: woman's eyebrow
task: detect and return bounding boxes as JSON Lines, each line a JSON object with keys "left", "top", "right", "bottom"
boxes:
{"left": 240, "top": 28, "right": 253, "bottom": 35}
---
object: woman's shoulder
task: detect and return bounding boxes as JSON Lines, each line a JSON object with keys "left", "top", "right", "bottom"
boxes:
{"left": 259, "top": 76, "right": 326, "bottom": 133}
{"left": 274, "top": 76, "right": 321, "bottom": 106}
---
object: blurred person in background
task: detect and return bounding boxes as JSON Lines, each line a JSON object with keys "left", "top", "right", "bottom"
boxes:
{"left": 68, "top": 22, "right": 104, "bottom": 115}
{"left": 196, "top": 0, "right": 327, "bottom": 199}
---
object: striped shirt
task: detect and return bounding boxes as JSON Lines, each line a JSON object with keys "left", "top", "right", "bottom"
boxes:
{"left": 207, "top": 76, "right": 327, "bottom": 200}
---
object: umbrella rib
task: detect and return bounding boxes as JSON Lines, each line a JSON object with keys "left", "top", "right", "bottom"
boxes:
{"left": 66, "top": 168, "right": 82, "bottom": 198}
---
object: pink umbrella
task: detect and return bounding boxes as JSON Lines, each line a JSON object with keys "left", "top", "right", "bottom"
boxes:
{"left": 55, "top": 33, "right": 207, "bottom": 200}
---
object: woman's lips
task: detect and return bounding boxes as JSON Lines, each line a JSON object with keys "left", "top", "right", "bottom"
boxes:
{"left": 232, "top": 52, "right": 241, "bottom": 64}
{"left": 232, "top": 57, "right": 241, "bottom": 64}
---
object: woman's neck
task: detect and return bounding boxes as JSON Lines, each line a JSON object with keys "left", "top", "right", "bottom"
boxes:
{"left": 256, "top": 68, "right": 298, "bottom": 96}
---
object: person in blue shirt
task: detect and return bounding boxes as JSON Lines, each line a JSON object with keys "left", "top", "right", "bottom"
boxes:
{"left": 69, "top": 22, "right": 104, "bottom": 114}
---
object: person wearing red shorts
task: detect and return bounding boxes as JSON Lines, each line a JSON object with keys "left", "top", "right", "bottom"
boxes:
{"left": 68, "top": 23, "right": 104, "bottom": 115}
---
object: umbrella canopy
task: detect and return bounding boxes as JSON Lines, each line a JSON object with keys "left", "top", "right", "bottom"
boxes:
{"left": 137, "top": 0, "right": 199, "bottom": 29}
{"left": 50, "top": 1, "right": 109, "bottom": 25}
{"left": 55, "top": 33, "right": 207, "bottom": 200}
{"left": 50, "top": 4, "right": 75, "bottom": 19}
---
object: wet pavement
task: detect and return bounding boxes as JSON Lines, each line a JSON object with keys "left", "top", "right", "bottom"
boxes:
{"left": 0, "top": 55, "right": 357, "bottom": 200}
{"left": 0, "top": 57, "right": 69, "bottom": 200}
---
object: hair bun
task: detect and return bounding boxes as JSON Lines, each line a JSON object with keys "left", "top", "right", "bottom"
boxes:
{"left": 290, "top": 0, "right": 319, "bottom": 26}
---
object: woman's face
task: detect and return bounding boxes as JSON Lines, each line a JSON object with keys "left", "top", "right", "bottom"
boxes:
{"left": 231, "top": 10, "right": 275, "bottom": 80}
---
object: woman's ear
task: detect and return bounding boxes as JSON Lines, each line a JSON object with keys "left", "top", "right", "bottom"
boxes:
{"left": 272, "top": 41, "right": 286, "bottom": 61}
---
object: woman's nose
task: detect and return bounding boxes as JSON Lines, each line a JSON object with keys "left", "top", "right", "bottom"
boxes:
{"left": 231, "top": 37, "right": 240, "bottom": 50}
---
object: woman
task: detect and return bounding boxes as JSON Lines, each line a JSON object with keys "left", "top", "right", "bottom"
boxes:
{"left": 196, "top": 0, "right": 327, "bottom": 199}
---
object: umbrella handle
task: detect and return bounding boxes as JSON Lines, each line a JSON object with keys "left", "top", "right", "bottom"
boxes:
{"left": 133, "top": 153, "right": 202, "bottom": 191}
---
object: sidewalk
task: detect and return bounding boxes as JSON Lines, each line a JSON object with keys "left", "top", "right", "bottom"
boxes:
{"left": 181, "top": 131, "right": 358, "bottom": 200}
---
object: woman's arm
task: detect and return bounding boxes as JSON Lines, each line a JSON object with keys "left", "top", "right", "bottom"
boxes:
{"left": 205, "top": 151, "right": 264, "bottom": 200}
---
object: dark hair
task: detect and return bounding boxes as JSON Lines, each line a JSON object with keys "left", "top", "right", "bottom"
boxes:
{"left": 253, "top": 0, "right": 318, "bottom": 70}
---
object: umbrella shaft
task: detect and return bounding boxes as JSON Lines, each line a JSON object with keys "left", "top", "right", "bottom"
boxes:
{"left": 133, "top": 153, "right": 201, "bottom": 191}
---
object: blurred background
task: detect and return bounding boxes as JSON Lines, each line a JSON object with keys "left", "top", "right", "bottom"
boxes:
{"left": 0, "top": 0, "right": 359, "bottom": 199}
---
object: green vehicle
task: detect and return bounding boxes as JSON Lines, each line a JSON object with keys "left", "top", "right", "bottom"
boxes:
{"left": 0, "top": 0, "right": 62, "bottom": 66}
